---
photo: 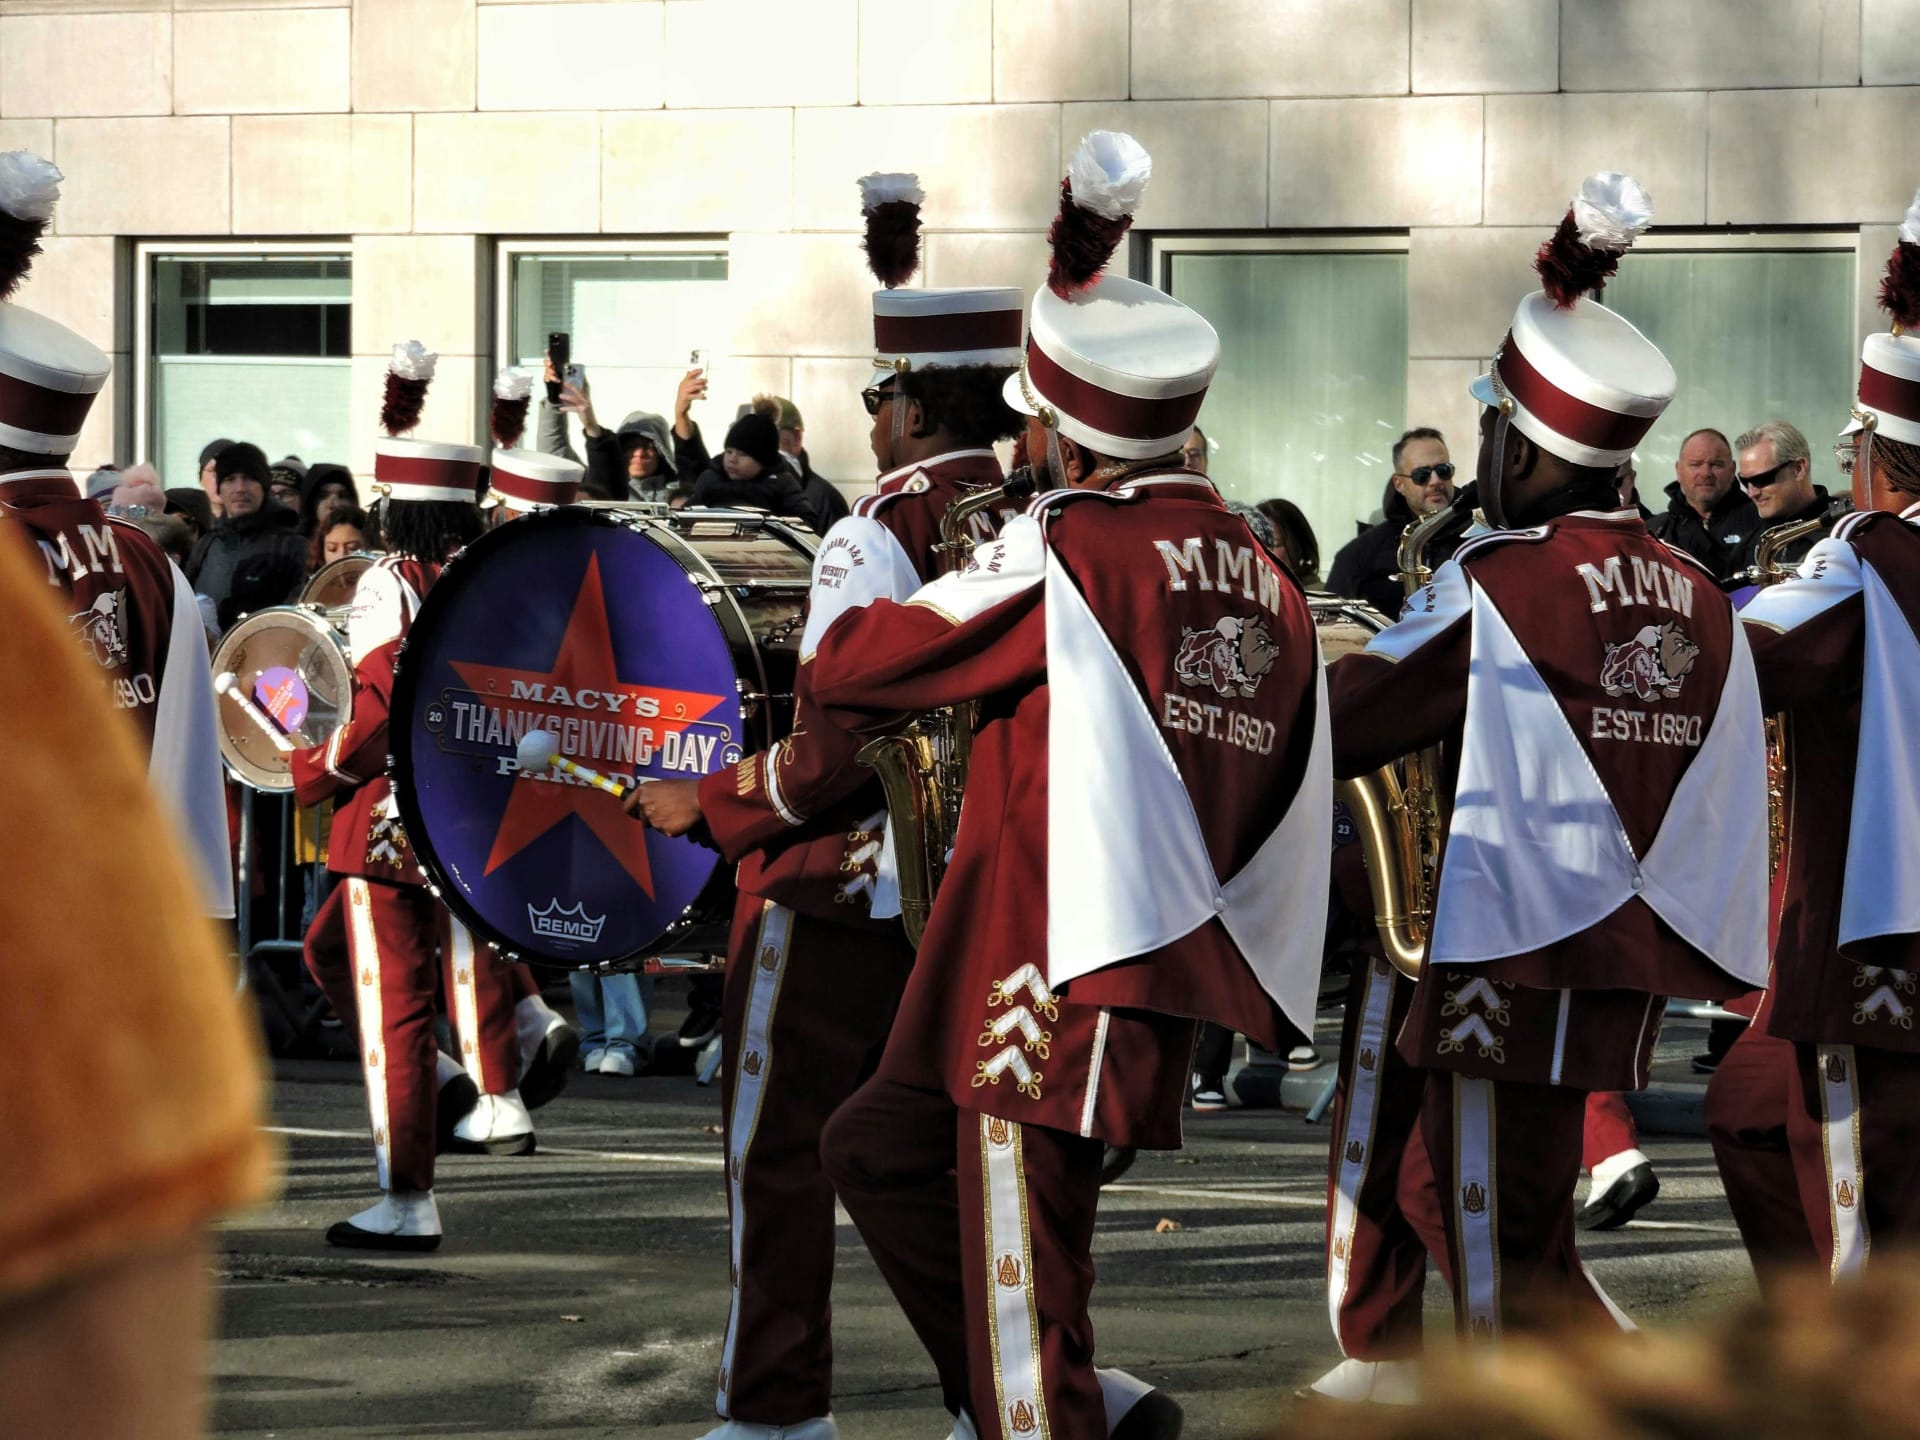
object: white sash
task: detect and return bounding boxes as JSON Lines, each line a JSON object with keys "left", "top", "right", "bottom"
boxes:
{"left": 1841, "top": 562, "right": 1920, "bottom": 954}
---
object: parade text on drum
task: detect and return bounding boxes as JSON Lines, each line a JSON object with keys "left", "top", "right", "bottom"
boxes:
{"left": 442, "top": 688, "right": 723, "bottom": 777}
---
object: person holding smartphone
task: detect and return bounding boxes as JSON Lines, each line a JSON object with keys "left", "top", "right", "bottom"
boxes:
{"left": 540, "top": 347, "right": 713, "bottom": 502}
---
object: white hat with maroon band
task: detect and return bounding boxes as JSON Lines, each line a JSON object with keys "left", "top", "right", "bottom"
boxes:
{"left": 0, "top": 153, "right": 108, "bottom": 455}
{"left": 1844, "top": 188, "right": 1920, "bottom": 445}
{"left": 1001, "top": 130, "right": 1219, "bottom": 460}
{"left": 370, "top": 340, "right": 484, "bottom": 503}
{"left": 871, "top": 287, "right": 1026, "bottom": 385}
{"left": 1468, "top": 172, "right": 1674, "bottom": 468}
{"left": 488, "top": 447, "right": 582, "bottom": 511}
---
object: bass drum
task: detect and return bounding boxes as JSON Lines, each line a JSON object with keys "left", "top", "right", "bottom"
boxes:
{"left": 300, "top": 551, "right": 379, "bottom": 632}
{"left": 389, "top": 505, "right": 817, "bottom": 971}
{"left": 211, "top": 606, "right": 355, "bottom": 790}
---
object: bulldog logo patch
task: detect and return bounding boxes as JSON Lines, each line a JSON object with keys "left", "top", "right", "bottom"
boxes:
{"left": 1600, "top": 622, "right": 1699, "bottom": 702}
{"left": 1174, "top": 614, "right": 1280, "bottom": 698}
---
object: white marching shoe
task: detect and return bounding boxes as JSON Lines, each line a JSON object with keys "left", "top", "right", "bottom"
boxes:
{"left": 694, "top": 1417, "right": 838, "bottom": 1440}
{"left": 326, "top": 1190, "right": 443, "bottom": 1252}
{"left": 434, "top": 1051, "right": 480, "bottom": 1153}
{"left": 516, "top": 996, "right": 580, "bottom": 1109}
{"left": 1100, "top": 1367, "right": 1184, "bottom": 1440}
{"left": 1304, "top": 1357, "right": 1421, "bottom": 1406}
{"left": 448, "top": 1089, "right": 536, "bottom": 1156}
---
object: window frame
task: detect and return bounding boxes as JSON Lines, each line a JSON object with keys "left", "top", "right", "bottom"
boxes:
{"left": 490, "top": 236, "right": 732, "bottom": 375}
{"left": 131, "top": 238, "right": 353, "bottom": 468}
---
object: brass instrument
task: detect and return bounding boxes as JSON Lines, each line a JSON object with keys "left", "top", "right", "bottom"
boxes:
{"left": 858, "top": 469, "right": 1038, "bottom": 946}
{"left": 1325, "top": 500, "right": 1468, "bottom": 980}
{"left": 1750, "top": 512, "right": 1833, "bottom": 878}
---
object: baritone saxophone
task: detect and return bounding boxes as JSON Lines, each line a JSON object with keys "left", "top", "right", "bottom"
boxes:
{"left": 1319, "top": 498, "right": 1468, "bottom": 980}
{"left": 1750, "top": 510, "right": 1835, "bottom": 879}
{"left": 857, "top": 469, "right": 1038, "bottom": 947}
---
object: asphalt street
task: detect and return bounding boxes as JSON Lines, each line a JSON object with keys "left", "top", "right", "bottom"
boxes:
{"left": 211, "top": 1046, "right": 1759, "bottom": 1440}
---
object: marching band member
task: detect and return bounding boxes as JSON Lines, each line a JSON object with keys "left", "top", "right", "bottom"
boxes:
{"left": 622, "top": 176, "right": 1028, "bottom": 1440}
{"left": 1728, "top": 197, "right": 1920, "bottom": 1276}
{"left": 0, "top": 152, "right": 230, "bottom": 921}
{"left": 290, "top": 342, "right": 516, "bottom": 1249}
{"left": 1322, "top": 173, "right": 1769, "bottom": 1364}
{"left": 808, "top": 132, "right": 1331, "bottom": 1440}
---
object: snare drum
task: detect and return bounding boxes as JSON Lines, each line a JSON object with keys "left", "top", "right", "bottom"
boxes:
{"left": 211, "top": 606, "right": 355, "bottom": 790}
{"left": 300, "top": 552, "right": 378, "bottom": 632}
{"left": 389, "top": 505, "right": 817, "bottom": 971}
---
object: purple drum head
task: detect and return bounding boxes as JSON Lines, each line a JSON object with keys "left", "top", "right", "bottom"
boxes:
{"left": 394, "top": 510, "right": 746, "bottom": 967}
{"left": 254, "top": 666, "right": 310, "bottom": 733}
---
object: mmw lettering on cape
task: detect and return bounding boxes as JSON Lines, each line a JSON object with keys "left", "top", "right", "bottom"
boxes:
{"left": 1153, "top": 537, "right": 1284, "bottom": 616}
{"left": 1574, "top": 554, "right": 1696, "bottom": 619}
{"left": 37, "top": 524, "right": 125, "bottom": 585}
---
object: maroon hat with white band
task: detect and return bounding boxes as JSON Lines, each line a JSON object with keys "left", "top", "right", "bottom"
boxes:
{"left": 1469, "top": 172, "right": 1674, "bottom": 468}
{"left": 1002, "top": 132, "right": 1220, "bottom": 461}
{"left": 488, "top": 448, "right": 583, "bottom": 512}
{"left": 0, "top": 153, "right": 108, "bottom": 456}
{"left": 1844, "top": 188, "right": 1920, "bottom": 445}
{"left": 370, "top": 340, "right": 484, "bottom": 504}
{"left": 858, "top": 172, "right": 1024, "bottom": 384}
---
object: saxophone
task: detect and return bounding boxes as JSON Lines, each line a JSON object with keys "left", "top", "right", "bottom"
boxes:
{"left": 1750, "top": 511, "right": 1835, "bottom": 878}
{"left": 857, "top": 469, "right": 1038, "bottom": 947}
{"left": 1320, "top": 497, "right": 1469, "bottom": 980}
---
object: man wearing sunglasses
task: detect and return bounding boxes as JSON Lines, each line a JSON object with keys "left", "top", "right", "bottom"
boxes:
{"left": 1327, "top": 427, "right": 1462, "bottom": 618}
{"left": 1729, "top": 421, "right": 1842, "bottom": 579}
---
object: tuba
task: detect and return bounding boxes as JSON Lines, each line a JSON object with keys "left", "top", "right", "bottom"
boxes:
{"left": 858, "top": 469, "right": 1038, "bottom": 947}
{"left": 1317, "top": 498, "right": 1469, "bottom": 980}
{"left": 1748, "top": 511, "right": 1836, "bottom": 877}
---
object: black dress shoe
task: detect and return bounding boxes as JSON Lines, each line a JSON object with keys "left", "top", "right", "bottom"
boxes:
{"left": 325, "top": 1221, "right": 442, "bottom": 1252}
{"left": 1100, "top": 1145, "right": 1138, "bottom": 1186}
{"left": 434, "top": 1073, "right": 480, "bottom": 1154}
{"left": 1112, "top": 1389, "right": 1183, "bottom": 1440}
{"left": 519, "top": 1023, "right": 580, "bottom": 1110}
{"left": 1578, "top": 1161, "right": 1660, "bottom": 1231}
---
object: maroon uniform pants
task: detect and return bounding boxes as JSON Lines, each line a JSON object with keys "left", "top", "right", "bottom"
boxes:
{"left": 823, "top": 1076, "right": 1107, "bottom": 1440}
{"left": 1784, "top": 1042, "right": 1920, "bottom": 1277}
{"left": 712, "top": 897, "right": 911, "bottom": 1425}
{"left": 1706, "top": 1022, "right": 1820, "bottom": 1290}
{"left": 1324, "top": 956, "right": 1450, "bottom": 1359}
{"left": 444, "top": 920, "right": 530, "bottom": 1096}
{"left": 1581, "top": 1091, "right": 1639, "bottom": 1170}
{"left": 304, "top": 879, "right": 521, "bottom": 1191}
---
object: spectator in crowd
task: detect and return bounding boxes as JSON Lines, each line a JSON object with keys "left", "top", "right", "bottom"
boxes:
{"left": 664, "top": 481, "right": 694, "bottom": 510}
{"left": 164, "top": 487, "right": 213, "bottom": 546}
{"left": 82, "top": 463, "right": 119, "bottom": 500}
{"left": 753, "top": 393, "right": 850, "bottom": 530}
{"left": 1327, "top": 426, "right": 1460, "bottom": 617}
{"left": 216, "top": 548, "right": 307, "bottom": 633}
{"left": 268, "top": 455, "right": 306, "bottom": 513}
{"left": 197, "top": 437, "right": 232, "bottom": 516}
{"left": 570, "top": 971, "right": 654, "bottom": 1077}
{"left": 310, "top": 505, "right": 371, "bottom": 573}
{"left": 691, "top": 412, "right": 823, "bottom": 529}
{"left": 136, "top": 513, "right": 196, "bottom": 568}
{"left": 1647, "top": 426, "right": 1758, "bottom": 580}
{"left": 106, "top": 464, "right": 166, "bottom": 518}
{"left": 1257, "top": 497, "right": 1324, "bottom": 589}
{"left": 546, "top": 363, "right": 712, "bottom": 503}
{"left": 1731, "top": 420, "right": 1838, "bottom": 575}
{"left": 298, "top": 462, "right": 358, "bottom": 538}
{"left": 1182, "top": 424, "right": 1211, "bottom": 474}
{"left": 185, "top": 441, "right": 308, "bottom": 612}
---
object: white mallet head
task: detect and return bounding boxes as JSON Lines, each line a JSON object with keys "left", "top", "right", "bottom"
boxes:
{"left": 516, "top": 729, "right": 560, "bottom": 773}
{"left": 214, "top": 671, "right": 241, "bottom": 696}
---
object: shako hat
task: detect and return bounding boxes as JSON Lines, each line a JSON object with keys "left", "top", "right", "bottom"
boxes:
{"left": 1469, "top": 172, "right": 1674, "bottom": 469}
{"left": 859, "top": 172, "right": 1024, "bottom": 385}
{"left": 1002, "top": 131, "right": 1219, "bottom": 461}
{"left": 0, "top": 153, "right": 108, "bottom": 455}
{"left": 488, "top": 447, "right": 582, "bottom": 511}
{"left": 370, "top": 340, "right": 485, "bottom": 503}
{"left": 1844, "top": 188, "right": 1920, "bottom": 445}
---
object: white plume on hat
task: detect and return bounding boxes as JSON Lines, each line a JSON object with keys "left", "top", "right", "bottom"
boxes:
{"left": 1066, "top": 131, "right": 1152, "bottom": 222}
{"left": 390, "top": 339, "right": 438, "bottom": 382}
{"left": 0, "top": 152, "right": 62, "bottom": 224}
{"left": 1898, "top": 185, "right": 1920, "bottom": 247}
{"left": 492, "top": 365, "right": 532, "bottom": 401}
{"left": 1570, "top": 172, "right": 1653, "bottom": 253}
{"left": 857, "top": 172, "right": 925, "bottom": 210}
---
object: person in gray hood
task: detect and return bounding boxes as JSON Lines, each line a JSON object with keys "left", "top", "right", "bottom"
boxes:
{"left": 540, "top": 361, "right": 712, "bottom": 502}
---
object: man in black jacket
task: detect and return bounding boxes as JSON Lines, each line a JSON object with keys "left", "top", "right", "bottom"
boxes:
{"left": 1327, "top": 426, "right": 1460, "bottom": 618}
{"left": 1647, "top": 427, "right": 1758, "bottom": 580}
{"left": 1728, "top": 420, "right": 1843, "bottom": 577}
{"left": 756, "top": 393, "right": 850, "bottom": 531}
{"left": 184, "top": 441, "right": 308, "bottom": 614}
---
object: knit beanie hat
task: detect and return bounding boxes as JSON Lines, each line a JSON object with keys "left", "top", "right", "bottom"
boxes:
{"left": 723, "top": 412, "right": 782, "bottom": 471}
{"left": 199, "top": 437, "right": 233, "bottom": 469}
{"left": 214, "top": 440, "right": 271, "bottom": 488}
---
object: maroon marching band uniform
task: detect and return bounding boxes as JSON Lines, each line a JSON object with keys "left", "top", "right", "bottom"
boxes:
{"left": 813, "top": 473, "right": 1326, "bottom": 1440}
{"left": 1724, "top": 502, "right": 1920, "bottom": 1276}
{"left": 291, "top": 554, "right": 520, "bottom": 1195}
{"left": 1326, "top": 507, "right": 1764, "bottom": 1340}
{"left": 689, "top": 448, "right": 1006, "bottom": 1427}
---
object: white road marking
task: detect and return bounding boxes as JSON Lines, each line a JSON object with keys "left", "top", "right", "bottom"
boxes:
{"left": 264, "top": 1127, "right": 724, "bottom": 1168}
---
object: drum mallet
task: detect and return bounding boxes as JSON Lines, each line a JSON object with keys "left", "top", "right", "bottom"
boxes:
{"left": 214, "top": 671, "right": 297, "bottom": 754}
{"left": 516, "top": 729, "right": 630, "bottom": 800}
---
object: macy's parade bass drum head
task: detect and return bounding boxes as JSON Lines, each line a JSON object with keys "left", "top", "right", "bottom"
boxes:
{"left": 389, "top": 505, "right": 815, "bottom": 971}
{"left": 211, "top": 605, "right": 354, "bottom": 790}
